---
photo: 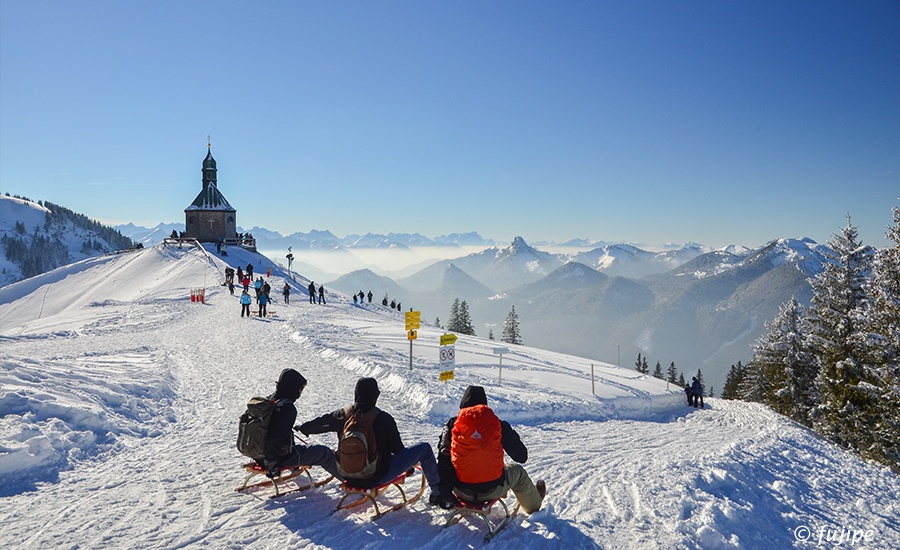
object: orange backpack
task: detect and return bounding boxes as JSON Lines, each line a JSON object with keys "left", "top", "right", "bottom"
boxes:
{"left": 450, "top": 404, "right": 504, "bottom": 484}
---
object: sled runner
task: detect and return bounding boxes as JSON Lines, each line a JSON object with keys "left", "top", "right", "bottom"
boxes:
{"left": 443, "top": 493, "right": 521, "bottom": 543}
{"left": 236, "top": 462, "right": 333, "bottom": 498}
{"left": 331, "top": 465, "right": 426, "bottom": 520}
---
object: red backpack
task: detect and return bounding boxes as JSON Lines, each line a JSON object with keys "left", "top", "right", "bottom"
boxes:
{"left": 450, "top": 404, "right": 504, "bottom": 484}
{"left": 337, "top": 406, "right": 380, "bottom": 479}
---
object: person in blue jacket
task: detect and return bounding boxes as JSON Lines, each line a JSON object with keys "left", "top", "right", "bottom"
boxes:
{"left": 240, "top": 289, "right": 252, "bottom": 318}
{"left": 257, "top": 289, "right": 269, "bottom": 317}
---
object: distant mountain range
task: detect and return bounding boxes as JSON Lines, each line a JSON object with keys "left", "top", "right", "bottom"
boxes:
{"left": 117, "top": 222, "right": 499, "bottom": 250}
{"left": 327, "top": 236, "right": 830, "bottom": 393}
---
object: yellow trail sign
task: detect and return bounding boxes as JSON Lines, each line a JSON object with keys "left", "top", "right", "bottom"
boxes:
{"left": 440, "top": 333, "right": 458, "bottom": 346}
{"left": 407, "top": 329, "right": 417, "bottom": 340}
{"left": 439, "top": 370, "right": 455, "bottom": 381}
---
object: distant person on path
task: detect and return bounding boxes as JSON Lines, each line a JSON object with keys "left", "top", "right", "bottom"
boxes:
{"left": 691, "top": 376, "right": 705, "bottom": 408}
{"left": 382, "top": 296, "right": 388, "bottom": 306}
{"left": 257, "top": 289, "right": 269, "bottom": 317}
{"left": 297, "top": 377, "right": 442, "bottom": 503}
{"left": 240, "top": 290, "right": 252, "bottom": 318}
{"left": 246, "top": 263, "right": 254, "bottom": 280}
{"left": 436, "top": 386, "right": 546, "bottom": 512}
{"left": 242, "top": 275, "right": 250, "bottom": 293}
{"left": 367, "top": 291, "right": 373, "bottom": 303}
{"left": 228, "top": 280, "right": 235, "bottom": 295}
{"left": 318, "top": 284, "right": 326, "bottom": 305}
{"left": 237, "top": 267, "right": 243, "bottom": 284}
{"left": 358, "top": 291, "right": 365, "bottom": 304}
{"left": 308, "top": 282, "right": 316, "bottom": 304}
{"left": 255, "top": 369, "right": 344, "bottom": 481}
{"left": 684, "top": 384, "right": 693, "bottom": 406}
{"left": 283, "top": 283, "right": 290, "bottom": 304}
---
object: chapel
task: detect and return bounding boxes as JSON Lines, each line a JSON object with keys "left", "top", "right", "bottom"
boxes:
{"left": 183, "top": 139, "right": 237, "bottom": 243}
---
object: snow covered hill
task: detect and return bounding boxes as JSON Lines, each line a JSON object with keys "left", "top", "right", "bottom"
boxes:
{"left": 1, "top": 244, "right": 897, "bottom": 549}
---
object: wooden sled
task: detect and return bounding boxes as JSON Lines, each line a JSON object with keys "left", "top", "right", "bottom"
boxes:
{"left": 443, "top": 493, "right": 521, "bottom": 543}
{"left": 331, "top": 465, "right": 426, "bottom": 520}
{"left": 237, "top": 462, "right": 333, "bottom": 498}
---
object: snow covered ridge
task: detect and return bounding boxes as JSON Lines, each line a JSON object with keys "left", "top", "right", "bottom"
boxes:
{"left": 1, "top": 243, "right": 898, "bottom": 548}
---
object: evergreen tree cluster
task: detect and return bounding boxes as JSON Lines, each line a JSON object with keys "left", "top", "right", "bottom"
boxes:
{"left": 446, "top": 298, "right": 476, "bottom": 335}
{"left": 1, "top": 233, "right": 71, "bottom": 279}
{"left": 727, "top": 211, "right": 900, "bottom": 471}
{"left": 444, "top": 299, "right": 523, "bottom": 345}
{"left": 2, "top": 194, "right": 135, "bottom": 283}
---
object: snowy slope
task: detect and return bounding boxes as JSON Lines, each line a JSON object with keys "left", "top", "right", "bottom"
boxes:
{"left": 0, "top": 244, "right": 898, "bottom": 549}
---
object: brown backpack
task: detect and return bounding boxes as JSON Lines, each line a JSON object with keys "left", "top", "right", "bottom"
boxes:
{"left": 337, "top": 406, "right": 380, "bottom": 479}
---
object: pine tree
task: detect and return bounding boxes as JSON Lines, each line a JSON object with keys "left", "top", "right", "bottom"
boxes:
{"left": 488, "top": 328, "right": 494, "bottom": 340}
{"left": 458, "top": 300, "right": 476, "bottom": 336}
{"left": 857, "top": 204, "right": 900, "bottom": 469}
{"left": 808, "top": 217, "right": 878, "bottom": 453}
{"left": 501, "top": 305, "right": 522, "bottom": 345}
{"left": 634, "top": 353, "right": 649, "bottom": 374}
{"left": 447, "top": 299, "right": 461, "bottom": 332}
{"left": 666, "top": 361, "right": 678, "bottom": 384}
{"left": 434, "top": 317, "right": 442, "bottom": 329}
{"left": 721, "top": 362, "right": 746, "bottom": 400}
{"left": 677, "top": 372, "right": 685, "bottom": 387}
{"left": 746, "top": 297, "right": 818, "bottom": 426}
{"left": 652, "top": 361, "right": 663, "bottom": 379}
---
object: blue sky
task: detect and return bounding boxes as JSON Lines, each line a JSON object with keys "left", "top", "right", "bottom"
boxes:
{"left": 1, "top": 1, "right": 897, "bottom": 249}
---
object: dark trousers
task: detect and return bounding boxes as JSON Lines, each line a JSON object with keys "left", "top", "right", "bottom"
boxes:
{"left": 241, "top": 304, "right": 251, "bottom": 317}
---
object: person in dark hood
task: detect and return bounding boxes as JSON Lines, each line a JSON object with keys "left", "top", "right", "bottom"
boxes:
{"left": 259, "top": 368, "right": 343, "bottom": 481}
{"left": 690, "top": 376, "right": 705, "bottom": 408}
{"left": 297, "top": 377, "right": 442, "bottom": 502}
{"left": 436, "top": 385, "right": 546, "bottom": 513}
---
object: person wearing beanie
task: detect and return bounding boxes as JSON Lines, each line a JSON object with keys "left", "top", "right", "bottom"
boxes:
{"left": 435, "top": 385, "right": 546, "bottom": 513}
{"left": 298, "top": 377, "right": 443, "bottom": 503}
{"left": 260, "top": 368, "right": 343, "bottom": 481}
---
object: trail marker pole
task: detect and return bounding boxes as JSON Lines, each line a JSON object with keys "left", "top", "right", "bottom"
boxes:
{"left": 493, "top": 347, "right": 509, "bottom": 385}
{"left": 591, "top": 364, "right": 595, "bottom": 396}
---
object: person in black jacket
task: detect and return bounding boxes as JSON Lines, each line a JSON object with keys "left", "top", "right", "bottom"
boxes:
{"left": 260, "top": 368, "right": 343, "bottom": 481}
{"left": 436, "top": 386, "right": 546, "bottom": 513}
{"left": 297, "top": 377, "right": 442, "bottom": 502}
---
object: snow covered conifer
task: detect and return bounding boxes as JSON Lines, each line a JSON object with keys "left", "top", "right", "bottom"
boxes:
{"left": 501, "top": 305, "right": 522, "bottom": 345}
{"left": 652, "top": 361, "right": 663, "bottom": 379}
{"left": 458, "top": 300, "right": 476, "bottom": 336}
{"left": 808, "top": 217, "right": 878, "bottom": 453}
{"left": 447, "top": 299, "right": 461, "bottom": 332}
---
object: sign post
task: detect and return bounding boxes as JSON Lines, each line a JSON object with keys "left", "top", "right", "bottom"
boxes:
{"left": 493, "top": 347, "right": 509, "bottom": 385}
{"left": 405, "top": 311, "right": 421, "bottom": 370}
{"left": 439, "top": 333, "right": 457, "bottom": 381}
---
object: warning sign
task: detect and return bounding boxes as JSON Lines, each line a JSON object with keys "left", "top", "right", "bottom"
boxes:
{"left": 439, "top": 345, "right": 456, "bottom": 368}
{"left": 439, "top": 370, "right": 455, "bottom": 381}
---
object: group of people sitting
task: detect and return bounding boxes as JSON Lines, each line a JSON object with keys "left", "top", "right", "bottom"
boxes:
{"left": 255, "top": 369, "right": 546, "bottom": 513}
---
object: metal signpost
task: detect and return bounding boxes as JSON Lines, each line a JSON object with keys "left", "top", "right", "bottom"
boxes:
{"left": 493, "top": 347, "right": 509, "bottom": 384}
{"left": 405, "top": 311, "right": 421, "bottom": 370}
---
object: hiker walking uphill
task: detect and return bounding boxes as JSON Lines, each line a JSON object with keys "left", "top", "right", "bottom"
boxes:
{"left": 308, "top": 281, "right": 316, "bottom": 304}
{"left": 242, "top": 369, "right": 343, "bottom": 481}
{"left": 318, "top": 284, "right": 326, "bottom": 305}
{"left": 282, "top": 283, "right": 290, "bottom": 304}
{"left": 297, "top": 377, "right": 443, "bottom": 503}
{"left": 436, "top": 385, "right": 546, "bottom": 513}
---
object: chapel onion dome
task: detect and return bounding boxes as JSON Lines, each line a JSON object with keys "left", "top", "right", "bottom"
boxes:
{"left": 203, "top": 150, "right": 217, "bottom": 170}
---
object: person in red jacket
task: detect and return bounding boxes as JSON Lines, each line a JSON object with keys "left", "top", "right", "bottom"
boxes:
{"left": 436, "top": 385, "right": 546, "bottom": 512}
